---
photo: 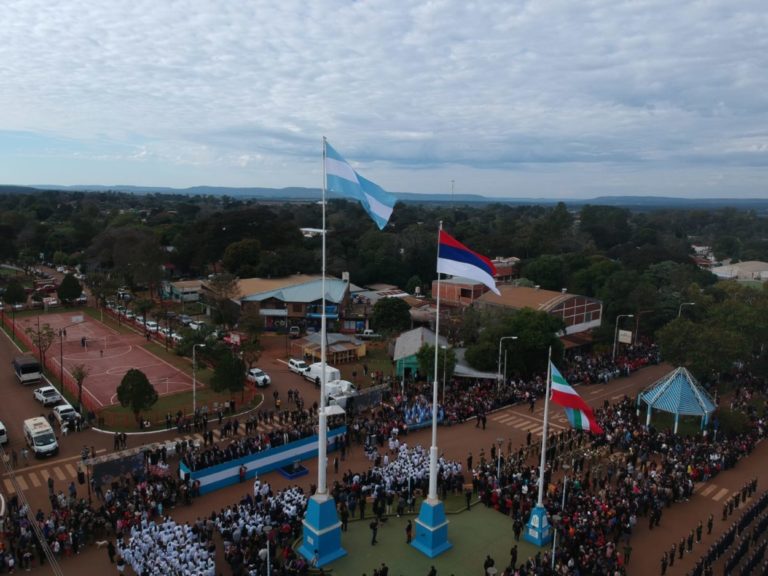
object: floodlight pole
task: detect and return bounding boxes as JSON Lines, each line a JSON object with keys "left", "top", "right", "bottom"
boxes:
{"left": 497, "top": 336, "right": 517, "bottom": 390}
{"left": 612, "top": 315, "right": 634, "bottom": 362}
{"left": 192, "top": 344, "right": 206, "bottom": 415}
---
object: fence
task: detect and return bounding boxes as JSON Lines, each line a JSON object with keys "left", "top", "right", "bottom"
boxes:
{"left": 1, "top": 312, "right": 259, "bottom": 430}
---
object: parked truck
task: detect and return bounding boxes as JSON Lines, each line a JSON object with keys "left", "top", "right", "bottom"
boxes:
{"left": 304, "top": 362, "right": 341, "bottom": 387}
{"left": 13, "top": 355, "right": 42, "bottom": 385}
{"left": 327, "top": 380, "right": 359, "bottom": 410}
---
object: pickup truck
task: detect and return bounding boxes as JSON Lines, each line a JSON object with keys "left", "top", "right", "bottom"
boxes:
{"left": 356, "top": 329, "right": 380, "bottom": 340}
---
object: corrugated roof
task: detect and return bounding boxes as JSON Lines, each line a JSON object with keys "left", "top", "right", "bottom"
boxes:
{"left": 477, "top": 285, "right": 576, "bottom": 311}
{"left": 230, "top": 275, "right": 323, "bottom": 299}
{"left": 393, "top": 327, "right": 447, "bottom": 361}
{"left": 303, "top": 333, "right": 362, "bottom": 347}
{"left": 638, "top": 367, "right": 716, "bottom": 417}
{"left": 240, "top": 278, "right": 348, "bottom": 304}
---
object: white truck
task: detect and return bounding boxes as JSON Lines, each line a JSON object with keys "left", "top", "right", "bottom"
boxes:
{"left": 356, "top": 328, "right": 380, "bottom": 340}
{"left": 304, "top": 362, "right": 341, "bottom": 387}
{"left": 327, "top": 379, "right": 359, "bottom": 409}
{"left": 13, "top": 355, "right": 42, "bottom": 385}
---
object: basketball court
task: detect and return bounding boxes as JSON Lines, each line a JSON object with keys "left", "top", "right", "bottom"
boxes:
{"left": 17, "top": 312, "right": 195, "bottom": 408}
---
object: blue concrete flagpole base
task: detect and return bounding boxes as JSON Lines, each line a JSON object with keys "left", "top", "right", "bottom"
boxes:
{"left": 524, "top": 504, "right": 553, "bottom": 546}
{"left": 411, "top": 498, "right": 452, "bottom": 558}
{"left": 298, "top": 494, "right": 346, "bottom": 566}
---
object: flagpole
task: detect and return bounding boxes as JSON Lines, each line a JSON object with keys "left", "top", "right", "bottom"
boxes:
{"left": 427, "top": 221, "right": 443, "bottom": 502}
{"left": 318, "top": 137, "right": 328, "bottom": 497}
{"left": 524, "top": 346, "right": 553, "bottom": 545}
{"left": 536, "top": 346, "right": 552, "bottom": 507}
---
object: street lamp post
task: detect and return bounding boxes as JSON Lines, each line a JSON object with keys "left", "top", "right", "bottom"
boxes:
{"left": 678, "top": 302, "right": 695, "bottom": 318}
{"left": 612, "top": 315, "right": 634, "bottom": 362}
{"left": 551, "top": 463, "right": 570, "bottom": 570}
{"left": 192, "top": 343, "right": 206, "bottom": 415}
{"left": 497, "top": 336, "right": 518, "bottom": 389}
{"left": 264, "top": 525, "right": 273, "bottom": 576}
{"left": 441, "top": 345, "right": 447, "bottom": 405}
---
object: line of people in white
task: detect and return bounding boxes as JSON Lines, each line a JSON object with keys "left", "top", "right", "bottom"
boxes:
{"left": 118, "top": 517, "right": 215, "bottom": 576}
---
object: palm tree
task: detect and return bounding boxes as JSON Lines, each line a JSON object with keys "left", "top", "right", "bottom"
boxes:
{"left": 71, "top": 364, "right": 90, "bottom": 416}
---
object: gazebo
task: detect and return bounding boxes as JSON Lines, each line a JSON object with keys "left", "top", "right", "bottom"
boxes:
{"left": 637, "top": 367, "right": 716, "bottom": 433}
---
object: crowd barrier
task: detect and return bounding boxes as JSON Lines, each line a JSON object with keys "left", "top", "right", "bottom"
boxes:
{"left": 180, "top": 425, "right": 347, "bottom": 495}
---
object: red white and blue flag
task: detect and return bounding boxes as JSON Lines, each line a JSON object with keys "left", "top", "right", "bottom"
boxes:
{"left": 549, "top": 361, "right": 604, "bottom": 435}
{"left": 437, "top": 230, "right": 500, "bottom": 295}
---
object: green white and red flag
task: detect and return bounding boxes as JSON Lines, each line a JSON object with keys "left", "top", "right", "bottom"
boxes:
{"left": 549, "top": 361, "right": 604, "bottom": 435}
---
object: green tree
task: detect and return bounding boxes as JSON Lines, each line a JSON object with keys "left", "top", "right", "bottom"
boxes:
{"left": 465, "top": 308, "right": 564, "bottom": 377}
{"left": 371, "top": 297, "right": 411, "bottom": 336}
{"left": 57, "top": 274, "right": 82, "bottom": 303}
{"left": 222, "top": 238, "right": 261, "bottom": 276}
{"left": 117, "top": 369, "right": 159, "bottom": 426}
{"left": 4, "top": 279, "right": 26, "bottom": 305}
{"left": 25, "top": 322, "right": 56, "bottom": 365}
{"left": 207, "top": 273, "right": 240, "bottom": 328}
{"left": 210, "top": 350, "right": 246, "bottom": 396}
{"left": 415, "top": 343, "right": 456, "bottom": 383}
{"left": 405, "top": 275, "right": 424, "bottom": 296}
{"left": 134, "top": 298, "right": 154, "bottom": 330}
{"left": 70, "top": 364, "right": 90, "bottom": 414}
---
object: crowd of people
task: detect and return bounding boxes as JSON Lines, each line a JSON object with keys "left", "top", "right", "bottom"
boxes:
{"left": 180, "top": 415, "right": 345, "bottom": 473}
{"left": 1, "top": 338, "right": 765, "bottom": 576}
{"left": 118, "top": 517, "right": 215, "bottom": 575}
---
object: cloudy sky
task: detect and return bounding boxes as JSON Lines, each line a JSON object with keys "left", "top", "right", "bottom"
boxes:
{"left": 1, "top": 0, "right": 767, "bottom": 199}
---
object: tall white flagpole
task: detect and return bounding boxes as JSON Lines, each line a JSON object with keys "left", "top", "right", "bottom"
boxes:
{"left": 427, "top": 221, "right": 443, "bottom": 502}
{"left": 412, "top": 221, "right": 452, "bottom": 557}
{"left": 317, "top": 137, "right": 329, "bottom": 496}
{"left": 535, "top": 346, "right": 553, "bottom": 507}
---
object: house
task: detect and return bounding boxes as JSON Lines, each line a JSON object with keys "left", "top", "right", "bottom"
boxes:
{"left": 236, "top": 276, "right": 350, "bottom": 333}
{"left": 476, "top": 285, "right": 602, "bottom": 336}
{"left": 393, "top": 327, "right": 447, "bottom": 379}
{"left": 290, "top": 332, "right": 366, "bottom": 364}
{"left": 161, "top": 280, "right": 204, "bottom": 303}
{"left": 431, "top": 276, "right": 489, "bottom": 306}
{"left": 711, "top": 261, "right": 768, "bottom": 282}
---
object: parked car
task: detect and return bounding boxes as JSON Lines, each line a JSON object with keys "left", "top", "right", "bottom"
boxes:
{"left": 33, "top": 386, "right": 62, "bottom": 406}
{"left": 288, "top": 358, "right": 309, "bottom": 375}
{"left": 52, "top": 404, "right": 80, "bottom": 427}
{"left": 145, "top": 320, "right": 159, "bottom": 332}
{"left": 246, "top": 368, "right": 271, "bottom": 387}
{"left": 289, "top": 326, "right": 302, "bottom": 339}
{"left": 178, "top": 315, "right": 193, "bottom": 326}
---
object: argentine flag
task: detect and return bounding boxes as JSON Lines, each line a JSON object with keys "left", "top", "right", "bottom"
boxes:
{"left": 324, "top": 141, "right": 397, "bottom": 230}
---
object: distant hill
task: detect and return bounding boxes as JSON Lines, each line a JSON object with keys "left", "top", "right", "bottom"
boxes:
{"left": 1, "top": 184, "right": 767, "bottom": 211}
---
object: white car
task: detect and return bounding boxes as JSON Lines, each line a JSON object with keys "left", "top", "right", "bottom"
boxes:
{"left": 34, "top": 386, "right": 62, "bottom": 406}
{"left": 145, "top": 320, "right": 159, "bottom": 332}
{"left": 52, "top": 404, "right": 80, "bottom": 427}
{"left": 246, "top": 368, "right": 271, "bottom": 387}
{"left": 288, "top": 358, "right": 309, "bottom": 375}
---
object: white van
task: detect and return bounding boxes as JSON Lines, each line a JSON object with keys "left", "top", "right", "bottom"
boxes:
{"left": 304, "top": 362, "right": 341, "bottom": 387}
{"left": 0, "top": 420, "right": 7, "bottom": 445}
{"left": 23, "top": 417, "right": 59, "bottom": 457}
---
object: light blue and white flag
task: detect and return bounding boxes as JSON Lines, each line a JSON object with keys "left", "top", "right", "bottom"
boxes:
{"left": 324, "top": 140, "right": 397, "bottom": 230}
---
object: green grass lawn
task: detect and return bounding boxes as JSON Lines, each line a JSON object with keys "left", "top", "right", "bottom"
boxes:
{"left": 312, "top": 495, "right": 540, "bottom": 576}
